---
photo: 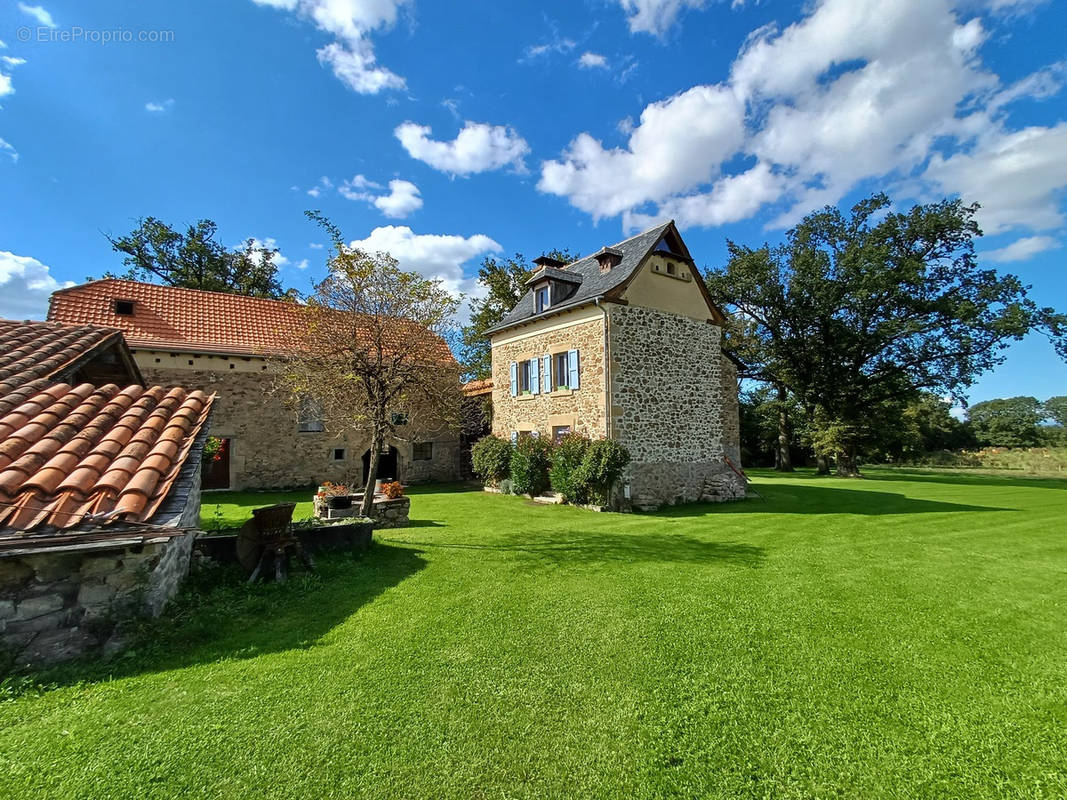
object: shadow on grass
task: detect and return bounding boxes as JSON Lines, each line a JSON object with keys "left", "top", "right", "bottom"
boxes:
{"left": 747, "top": 467, "right": 1066, "bottom": 491}
{"left": 17, "top": 542, "right": 425, "bottom": 691}
{"left": 650, "top": 482, "right": 1013, "bottom": 516}
{"left": 379, "top": 531, "right": 765, "bottom": 568}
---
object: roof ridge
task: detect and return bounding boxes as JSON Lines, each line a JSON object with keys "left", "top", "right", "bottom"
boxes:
{"left": 51, "top": 278, "right": 300, "bottom": 308}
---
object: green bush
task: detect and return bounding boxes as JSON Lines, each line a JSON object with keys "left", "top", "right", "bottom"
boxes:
{"left": 471, "top": 435, "right": 512, "bottom": 485}
{"left": 549, "top": 433, "right": 590, "bottom": 503}
{"left": 574, "top": 439, "right": 631, "bottom": 506}
{"left": 510, "top": 435, "right": 553, "bottom": 497}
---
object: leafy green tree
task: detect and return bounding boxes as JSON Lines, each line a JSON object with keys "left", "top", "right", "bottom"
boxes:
{"left": 705, "top": 194, "right": 1067, "bottom": 476}
{"left": 968, "top": 397, "right": 1044, "bottom": 447}
{"left": 105, "top": 217, "right": 288, "bottom": 298}
{"left": 1044, "top": 396, "right": 1067, "bottom": 427}
{"left": 461, "top": 249, "right": 578, "bottom": 380}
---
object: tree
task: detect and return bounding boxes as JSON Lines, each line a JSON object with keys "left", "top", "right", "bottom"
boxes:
{"left": 705, "top": 194, "right": 1067, "bottom": 476}
{"left": 460, "top": 249, "right": 578, "bottom": 380}
{"left": 105, "top": 217, "right": 289, "bottom": 298}
{"left": 968, "top": 397, "right": 1043, "bottom": 447}
{"left": 279, "top": 214, "right": 462, "bottom": 516}
{"left": 1044, "top": 396, "right": 1067, "bottom": 427}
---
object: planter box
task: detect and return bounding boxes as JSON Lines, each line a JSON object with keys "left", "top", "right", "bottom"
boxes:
{"left": 196, "top": 519, "right": 374, "bottom": 564}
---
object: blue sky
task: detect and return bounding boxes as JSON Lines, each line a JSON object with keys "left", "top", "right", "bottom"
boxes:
{"left": 1, "top": 0, "right": 1064, "bottom": 405}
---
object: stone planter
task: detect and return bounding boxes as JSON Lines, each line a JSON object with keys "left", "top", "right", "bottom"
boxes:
{"left": 195, "top": 518, "right": 375, "bottom": 564}
{"left": 313, "top": 493, "right": 410, "bottom": 529}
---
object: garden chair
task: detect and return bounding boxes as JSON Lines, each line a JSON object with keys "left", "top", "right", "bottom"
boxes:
{"left": 237, "top": 502, "right": 315, "bottom": 583}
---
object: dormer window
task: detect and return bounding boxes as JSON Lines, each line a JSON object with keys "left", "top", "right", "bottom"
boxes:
{"left": 594, "top": 246, "right": 624, "bottom": 272}
{"left": 113, "top": 299, "right": 135, "bottom": 316}
{"left": 535, "top": 285, "right": 550, "bottom": 312}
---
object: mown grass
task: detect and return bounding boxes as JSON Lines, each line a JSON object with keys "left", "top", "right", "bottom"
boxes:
{"left": 2, "top": 470, "right": 1066, "bottom": 798}
{"left": 199, "top": 488, "right": 318, "bottom": 530}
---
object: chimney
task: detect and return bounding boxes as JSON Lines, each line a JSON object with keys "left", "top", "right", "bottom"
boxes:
{"left": 533, "top": 255, "right": 566, "bottom": 270}
{"left": 594, "top": 246, "right": 623, "bottom": 273}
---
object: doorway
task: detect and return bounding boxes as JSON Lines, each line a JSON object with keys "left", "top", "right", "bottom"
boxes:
{"left": 362, "top": 445, "right": 399, "bottom": 484}
{"left": 202, "top": 437, "right": 231, "bottom": 490}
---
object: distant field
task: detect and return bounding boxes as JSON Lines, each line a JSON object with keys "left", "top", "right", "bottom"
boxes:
{"left": 3, "top": 470, "right": 1066, "bottom": 799}
{"left": 880, "top": 446, "right": 1067, "bottom": 477}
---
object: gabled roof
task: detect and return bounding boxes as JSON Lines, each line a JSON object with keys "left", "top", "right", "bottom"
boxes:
{"left": 462, "top": 378, "right": 493, "bottom": 397}
{"left": 49, "top": 279, "right": 306, "bottom": 356}
{"left": 0, "top": 320, "right": 141, "bottom": 407}
{"left": 0, "top": 382, "right": 214, "bottom": 533}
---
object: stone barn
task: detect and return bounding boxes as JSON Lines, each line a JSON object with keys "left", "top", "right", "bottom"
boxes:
{"left": 48, "top": 279, "right": 463, "bottom": 491}
{"left": 0, "top": 320, "right": 214, "bottom": 665}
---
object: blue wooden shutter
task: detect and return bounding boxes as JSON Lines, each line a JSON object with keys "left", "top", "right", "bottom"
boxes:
{"left": 568, "top": 349, "right": 580, "bottom": 390}
{"left": 542, "top": 355, "right": 552, "bottom": 393}
{"left": 509, "top": 362, "right": 518, "bottom": 397}
{"left": 510, "top": 431, "right": 518, "bottom": 445}
{"left": 530, "top": 357, "right": 540, "bottom": 394}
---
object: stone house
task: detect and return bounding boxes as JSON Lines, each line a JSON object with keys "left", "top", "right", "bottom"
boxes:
{"left": 487, "top": 221, "right": 744, "bottom": 509}
{"left": 48, "top": 279, "right": 462, "bottom": 491}
{"left": 0, "top": 319, "right": 214, "bottom": 665}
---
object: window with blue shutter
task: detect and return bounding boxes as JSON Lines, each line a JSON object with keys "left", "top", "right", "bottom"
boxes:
{"left": 568, "top": 349, "right": 580, "bottom": 390}
{"left": 509, "top": 362, "right": 518, "bottom": 397}
{"left": 510, "top": 431, "right": 518, "bottom": 444}
{"left": 530, "top": 357, "right": 540, "bottom": 394}
{"left": 542, "top": 355, "right": 552, "bottom": 393}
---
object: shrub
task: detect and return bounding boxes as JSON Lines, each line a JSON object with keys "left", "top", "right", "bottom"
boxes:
{"left": 471, "top": 435, "right": 512, "bottom": 485}
{"left": 510, "top": 435, "right": 553, "bottom": 497}
{"left": 549, "top": 433, "right": 590, "bottom": 503}
{"left": 574, "top": 439, "right": 631, "bottom": 506}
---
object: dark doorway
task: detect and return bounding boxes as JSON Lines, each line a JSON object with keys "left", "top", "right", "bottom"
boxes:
{"left": 362, "top": 446, "right": 399, "bottom": 484}
{"left": 202, "top": 437, "right": 231, "bottom": 490}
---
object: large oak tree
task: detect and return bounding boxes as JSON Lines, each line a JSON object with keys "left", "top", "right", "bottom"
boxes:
{"left": 706, "top": 194, "right": 1067, "bottom": 476}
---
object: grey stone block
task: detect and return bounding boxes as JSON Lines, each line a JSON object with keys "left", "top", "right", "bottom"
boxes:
{"left": 16, "top": 593, "right": 64, "bottom": 620}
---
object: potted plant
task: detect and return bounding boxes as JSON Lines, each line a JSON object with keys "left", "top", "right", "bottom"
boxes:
{"left": 318, "top": 481, "right": 351, "bottom": 509}
{"left": 381, "top": 481, "right": 404, "bottom": 499}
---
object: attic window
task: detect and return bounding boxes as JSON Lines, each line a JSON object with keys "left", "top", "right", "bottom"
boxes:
{"left": 594, "top": 246, "right": 623, "bottom": 272}
{"left": 535, "top": 285, "right": 550, "bottom": 313}
{"left": 114, "top": 299, "right": 135, "bottom": 315}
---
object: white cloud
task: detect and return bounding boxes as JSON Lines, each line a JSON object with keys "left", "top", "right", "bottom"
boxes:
{"left": 981, "top": 235, "right": 1061, "bottom": 263}
{"left": 309, "top": 242, "right": 325, "bottom": 249}
{"left": 617, "top": 0, "right": 708, "bottom": 36}
{"left": 306, "top": 175, "right": 334, "bottom": 197}
{"left": 539, "top": 85, "right": 745, "bottom": 220}
{"left": 249, "top": 0, "right": 408, "bottom": 94}
{"left": 373, "top": 179, "right": 422, "bottom": 218}
{"left": 578, "top": 52, "right": 609, "bottom": 69}
{"left": 18, "top": 3, "right": 56, "bottom": 28}
{"left": 924, "top": 123, "right": 1067, "bottom": 233}
{"left": 347, "top": 226, "right": 500, "bottom": 299}
{"left": 245, "top": 237, "right": 289, "bottom": 267}
{"left": 145, "top": 99, "right": 175, "bottom": 113}
{"left": 986, "top": 0, "right": 1049, "bottom": 14}
{"left": 295, "top": 258, "right": 310, "bottom": 270}
{"left": 337, "top": 173, "right": 380, "bottom": 200}
{"left": 396, "top": 121, "right": 530, "bottom": 176}
{"left": 523, "top": 37, "right": 576, "bottom": 61}
{"left": 2, "top": 57, "right": 26, "bottom": 67}
{"left": 0, "top": 251, "right": 73, "bottom": 319}
{"left": 541, "top": 0, "right": 1067, "bottom": 236}
{"left": 0, "top": 137, "right": 17, "bottom": 162}
{"left": 0, "top": 74, "right": 13, "bottom": 99}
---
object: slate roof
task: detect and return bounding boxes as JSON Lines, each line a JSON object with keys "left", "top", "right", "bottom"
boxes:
{"left": 0, "top": 382, "right": 214, "bottom": 532}
{"left": 487, "top": 221, "right": 674, "bottom": 335}
{"left": 49, "top": 279, "right": 307, "bottom": 356}
{"left": 0, "top": 320, "right": 126, "bottom": 408}
{"left": 524, "top": 266, "right": 583, "bottom": 286}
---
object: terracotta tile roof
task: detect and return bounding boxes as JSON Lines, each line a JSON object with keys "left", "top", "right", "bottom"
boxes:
{"left": 0, "top": 382, "right": 214, "bottom": 532}
{"left": 0, "top": 320, "right": 124, "bottom": 408}
{"left": 463, "top": 378, "right": 493, "bottom": 397}
{"left": 48, "top": 279, "right": 305, "bottom": 356}
{"left": 48, "top": 279, "right": 458, "bottom": 365}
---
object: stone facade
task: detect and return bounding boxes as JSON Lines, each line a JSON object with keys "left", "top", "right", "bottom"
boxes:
{"left": 138, "top": 353, "right": 460, "bottom": 490}
{"left": 607, "top": 304, "right": 745, "bottom": 508}
{"left": 490, "top": 312, "right": 608, "bottom": 440}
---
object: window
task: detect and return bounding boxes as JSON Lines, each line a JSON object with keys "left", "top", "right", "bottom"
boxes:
{"left": 666, "top": 261, "right": 676, "bottom": 276}
{"left": 113, "top": 299, "right": 135, "bottom": 315}
{"left": 535, "top": 286, "right": 550, "bottom": 313}
{"left": 391, "top": 411, "right": 409, "bottom": 426}
{"left": 554, "top": 353, "right": 570, "bottom": 389}
{"left": 297, "top": 396, "right": 325, "bottom": 432}
{"left": 331, "top": 448, "right": 346, "bottom": 461}
{"left": 413, "top": 441, "right": 433, "bottom": 461}
{"left": 552, "top": 425, "right": 571, "bottom": 443}
{"left": 510, "top": 358, "right": 544, "bottom": 396}
{"left": 519, "top": 360, "right": 532, "bottom": 392}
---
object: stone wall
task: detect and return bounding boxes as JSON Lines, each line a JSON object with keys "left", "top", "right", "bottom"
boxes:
{"left": 0, "top": 532, "right": 197, "bottom": 667}
{"left": 490, "top": 314, "right": 607, "bottom": 440}
{"left": 138, "top": 361, "right": 459, "bottom": 490}
{"left": 607, "top": 304, "right": 745, "bottom": 509}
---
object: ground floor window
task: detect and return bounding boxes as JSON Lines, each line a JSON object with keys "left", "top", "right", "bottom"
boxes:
{"left": 552, "top": 425, "right": 571, "bottom": 443}
{"left": 331, "top": 448, "right": 346, "bottom": 461}
{"left": 413, "top": 441, "right": 433, "bottom": 461}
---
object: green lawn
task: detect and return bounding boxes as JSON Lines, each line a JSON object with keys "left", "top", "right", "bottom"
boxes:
{"left": 2, "top": 470, "right": 1066, "bottom": 798}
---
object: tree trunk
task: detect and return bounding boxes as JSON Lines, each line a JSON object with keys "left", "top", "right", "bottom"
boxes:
{"left": 835, "top": 447, "right": 861, "bottom": 478}
{"left": 775, "top": 385, "right": 794, "bottom": 472}
{"left": 815, "top": 454, "right": 831, "bottom": 475}
{"left": 360, "top": 428, "right": 383, "bottom": 517}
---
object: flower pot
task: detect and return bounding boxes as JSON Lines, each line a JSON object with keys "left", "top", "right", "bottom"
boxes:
{"left": 327, "top": 496, "right": 352, "bottom": 510}
{"left": 374, "top": 479, "right": 383, "bottom": 494}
